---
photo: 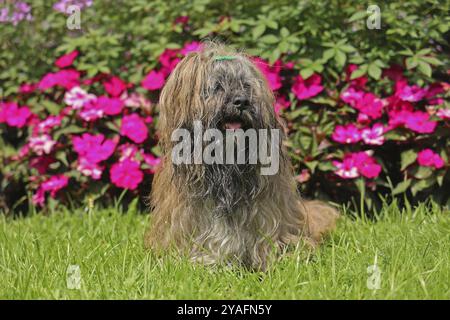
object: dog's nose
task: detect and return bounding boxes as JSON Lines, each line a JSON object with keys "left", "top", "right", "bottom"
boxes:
{"left": 233, "top": 96, "right": 249, "bottom": 110}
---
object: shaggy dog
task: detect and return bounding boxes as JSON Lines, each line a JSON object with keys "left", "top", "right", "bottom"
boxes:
{"left": 144, "top": 43, "right": 339, "bottom": 270}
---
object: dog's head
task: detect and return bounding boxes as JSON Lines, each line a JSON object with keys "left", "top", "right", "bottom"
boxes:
{"left": 158, "top": 43, "right": 285, "bottom": 215}
{"left": 158, "top": 43, "right": 281, "bottom": 146}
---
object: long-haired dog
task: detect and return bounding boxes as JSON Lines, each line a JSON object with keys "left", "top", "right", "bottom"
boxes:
{"left": 144, "top": 43, "right": 339, "bottom": 270}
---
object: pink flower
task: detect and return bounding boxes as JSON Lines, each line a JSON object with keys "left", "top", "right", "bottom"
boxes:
{"left": 77, "top": 158, "right": 104, "bottom": 180}
{"left": 38, "top": 69, "right": 80, "bottom": 90}
{"left": 0, "top": 101, "right": 31, "bottom": 128}
{"left": 141, "top": 70, "right": 165, "bottom": 90}
{"left": 174, "top": 15, "right": 189, "bottom": 25}
{"left": 41, "top": 174, "right": 69, "bottom": 197}
{"left": 35, "top": 115, "right": 62, "bottom": 134}
{"left": 341, "top": 87, "right": 364, "bottom": 107}
{"left": 405, "top": 111, "right": 437, "bottom": 134}
{"left": 29, "top": 134, "right": 56, "bottom": 155}
{"left": 361, "top": 123, "right": 385, "bottom": 145}
{"left": 417, "top": 149, "right": 445, "bottom": 169}
{"left": 395, "top": 80, "right": 427, "bottom": 102}
{"left": 103, "top": 76, "right": 127, "bottom": 97}
{"left": 252, "top": 57, "right": 282, "bottom": 91}
{"left": 110, "top": 159, "right": 143, "bottom": 190}
{"left": 382, "top": 65, "right": 404, "bottom": 82}
{"left": 64, "top": 86, "right": 96, "bottom": 109}
{"left": 94, "top": 96, "right": 124, "bottom": 116}
{"left": 118, "top": 143, "right": 139, "bottom": 161}
{"left": 120, "top": 114, "right": 148, "bottom": 143}
{"left": 292, "top": 74, "right": 323, "bottom": 100}
{"left": 333, "top": 152, "right": 382, "bottom": 179}
{"left": 332, "top": 124, "right": 361, "bottom": 144}
{"left": 73, "top": 133, "right": 117, "bottom": 164}
{"left": 436, "top": 109, "right": 450, "bottom": 120}
{"left": 30, "top": 156, "right": 55, "bottom": 174}
{"left": 180, "top": 41, "right": 202, "bottom": 56}
{"left": 159, "top": 49, "right": 181, "bottom": 76}
{"left": 332, "top": 157, "right": 359, "bottom": 179}
{"left": 274, "top": 95, "right": 291, "bottom": 114}
{"left": 78, "top": 102, "right": 104, "bottom": 122}
{"left": 142, "top": 152, "right": 161, "bottom": 173}
{"left": 351, "top": 152, "right": 382, "bottom": 178}
{"left": 55, "top": 50, "right": 79, "bottom": 68}
{"left": 19, "top": 83, "right": 37, "bottom": 93}
{"left": 32, "top": 174, "right": 69, "bottom": 206}
{"left": 355, "top": 93, "right": 384, "bottom": 120}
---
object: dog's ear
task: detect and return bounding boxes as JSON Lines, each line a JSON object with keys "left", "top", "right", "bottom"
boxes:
{"left": 158, "top": 51, "right": 208, "bottom": 149}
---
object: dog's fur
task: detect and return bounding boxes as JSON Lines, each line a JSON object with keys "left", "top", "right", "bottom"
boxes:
{"left": 144, "top": 43, "right": 339, "bottom": 270}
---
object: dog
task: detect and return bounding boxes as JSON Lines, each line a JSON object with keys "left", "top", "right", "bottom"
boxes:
{"left": 144, "top": 43, "right": 339, "bottom": 270}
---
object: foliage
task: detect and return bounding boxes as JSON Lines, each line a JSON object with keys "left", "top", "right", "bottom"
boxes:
{"left": 1, "top": 0, "right": 449, "bottom": 213}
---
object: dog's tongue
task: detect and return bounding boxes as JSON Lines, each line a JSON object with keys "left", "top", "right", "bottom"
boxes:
{"left": 224, "top": 122, "right": 242, "bottom": 130}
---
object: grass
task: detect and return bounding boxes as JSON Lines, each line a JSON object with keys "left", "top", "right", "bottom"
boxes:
{"left": 0, "top": 201, "right": 449, "bottom": 299}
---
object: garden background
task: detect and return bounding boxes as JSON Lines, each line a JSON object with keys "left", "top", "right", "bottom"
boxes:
{"left": 0, "top": 0, "right": 449, "bottom": 215}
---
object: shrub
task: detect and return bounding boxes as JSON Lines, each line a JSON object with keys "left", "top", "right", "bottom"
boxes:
{"left": 0, "top": 0, "right": 449, "bottom": 213}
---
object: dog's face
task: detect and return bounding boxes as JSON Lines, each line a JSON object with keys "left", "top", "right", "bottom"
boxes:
{"left": 202, "top": 57, "right": 268, "bottom": 132}
{"left": 158, "top": 46, "right": 283, "bottom": 216}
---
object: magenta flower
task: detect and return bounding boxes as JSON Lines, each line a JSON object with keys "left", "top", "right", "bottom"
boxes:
{"left": 118, "top": 143, "right": 139, "bottom": 161}
{"left": 142, "top": 153, "right": 161, "bottom": 174}
{"left": 395, "top": 80, "right": 427, "bottom": 102}
{"left": 78, "top": 101, "right": 104, "bottom": 122}
{"left": 180, "top": 41, "right": 202, "bottom": 56}
{"left": 35, "top": 115, "right": 62, "bottom": 134}
{"left": 417, "top": 149, "right": 445, "bottom": 169}
{"left": 19, "top": 82, "right": 37, "bottom": 94}
{"left": 141, "top": 70, "right": 165, "bottom": 90}
{"left": 274, "top": 95, "right": 291, "bottom": 114}
{"left": 64, "top": 86, "right": 96, "bottom": 109}
{"left": 120, "top": 114, "right": 148, "bottom": 143}
{"left": 333, "top": 152, "right": 381, "bottom": 179}
{"left": 341, "top": 87, "right": 365, "bottom": 107}
{"left": 103, "top": 76, "right": 127, "bottom": 97}
{"left": 332, "top": 157, "right": 359, "bottom": 179}
{"left": 0, "top": 101, "right": 31, "bottom": 128}
{"left": 55, "top": 50, "right": 79, "bottom": 69}
{"left": 94, "top": 96, "right": 124, "bottom": 116}
{"left": 73, "top": 133, "right": 117, "bottom": 164}
{"left": 252, "top": 57, "right": 282, "bottom": 91}
{"left": 382, "top": 64, "right": 404, "bottom": 82}
{"left": 38, "top": 69, "right": 80, "bottom": 90}
{"left": 29, "top": 134, "right": 56, "bottom": 155}
{"left": 355, "top": 93, "right": 384, "bottom": 120}
{"left": 405, "top": 111, "right": 437, "bottom": 134}
{"left": 361, "top": 123, "right": 385, "bottom": 145}
{"left": 159, "top": 48, "right": 181, "bottom": 76}
{"left": 292, "top": 74, "right": 323, "bottom": 100}
{"left": 110, "top": 159, "right": 143, "bottom": 190}
{"left": 32, "top": 174, "right": 69, "bottom": 206}
{"left": 77, "top": 158, "right": 104, "bottom": 180}
{"left": 30, "top": 156, "right": 55, "bottom": 174}
{"left": 436, "top": 109, "right": 450, "bottom": 120}
{"left": 332, "top": 124, "right": 361, "bottom": 144}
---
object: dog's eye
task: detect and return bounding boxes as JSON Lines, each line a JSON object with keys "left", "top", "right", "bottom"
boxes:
{"left": 243, "top": 82, "right": 251, "bottom": 90}
{"left": 213, "top": 82, "right": 222, "bottom": 92}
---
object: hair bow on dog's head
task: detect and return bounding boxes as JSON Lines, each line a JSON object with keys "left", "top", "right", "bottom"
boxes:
{"left": 214, "top": 55, "right": 236, "bottom": 61}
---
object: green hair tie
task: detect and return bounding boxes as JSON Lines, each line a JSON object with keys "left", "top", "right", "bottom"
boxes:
{"left": 214, "top": 55, "right": 236, "bottom": 61}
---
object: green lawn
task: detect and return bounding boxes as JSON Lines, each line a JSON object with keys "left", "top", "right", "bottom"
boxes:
{"left": 0, "top": 202, "right": 449, "bottom": 299}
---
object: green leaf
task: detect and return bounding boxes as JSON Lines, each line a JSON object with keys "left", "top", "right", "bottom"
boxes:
{"left": 260, "top": 34, "right": 279, "bottom": 44}
{"left": 400, "top": 150, "right": 417, "bottom": 171}
{"left": 414, "top": 166, "right": 433, "bottom": 179}
{"left": 42, "top": 100, "right": 61, "bottom": 115}
{"left": 368, "top": 63, "right": 382, "bottom": 80}
{"left": 348, "top": 11, "right": 367, "bottom": 22}
{"left": 252, "top": 24, "right": 266, "bottom": 39}
{"left": 300, "top": 68, "right": 314, "bottom": 79}
{"left": 334, "top": 50, "right": 346, "bottom": 68}
{"left": 418, "top": 61, "right": 432, "bottom": 77}
{"left": 392, "top": 179, "right": 411, "bottom": 195}
{"left": 411, "top": 177, "right": 435, "bottom": 196}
